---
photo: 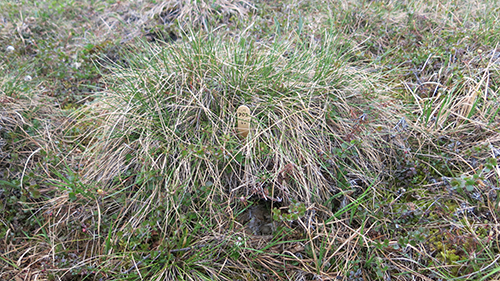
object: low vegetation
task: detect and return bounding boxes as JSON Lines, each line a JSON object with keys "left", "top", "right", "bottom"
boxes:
{"left": 1, "top": 0, "right": 499, "bottom": 280}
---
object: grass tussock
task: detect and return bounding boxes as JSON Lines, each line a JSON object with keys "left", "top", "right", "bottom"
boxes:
{"left": 64, "top": 33, "right": 394, "bottom": 279}
{"left": 81, "top": 33, "right": 387, "bottom": 201}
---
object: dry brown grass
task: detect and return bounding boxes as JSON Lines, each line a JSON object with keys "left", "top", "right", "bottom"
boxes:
{"left": 1, "top": 0, "right": 499, "bottom": 280}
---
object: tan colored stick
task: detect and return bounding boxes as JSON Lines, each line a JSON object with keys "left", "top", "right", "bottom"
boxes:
{"left": 236, "top": 105, "right": 251, "bottom": 138}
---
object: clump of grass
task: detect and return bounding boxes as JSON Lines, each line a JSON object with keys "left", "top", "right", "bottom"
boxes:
{"left": 63, "top": 31, "right": 393, "bottom": 279}
{"left": 81, "top": 32, "right": 386, "bottom": 202}
{"left": 97, "top": 0, "right": 255, "bottom": 43}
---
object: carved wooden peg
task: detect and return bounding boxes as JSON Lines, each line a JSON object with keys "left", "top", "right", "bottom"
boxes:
{"left": 236, "top": 105, "right": 251, "bottom": 138}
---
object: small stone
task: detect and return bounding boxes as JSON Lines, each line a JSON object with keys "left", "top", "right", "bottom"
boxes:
{"left": 260, "top": 223, "right": 273, "bottom": 235}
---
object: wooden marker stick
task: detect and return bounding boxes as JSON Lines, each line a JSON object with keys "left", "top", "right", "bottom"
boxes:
{"left": 236, "top": 105, "right": 251, "bottom": 138}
